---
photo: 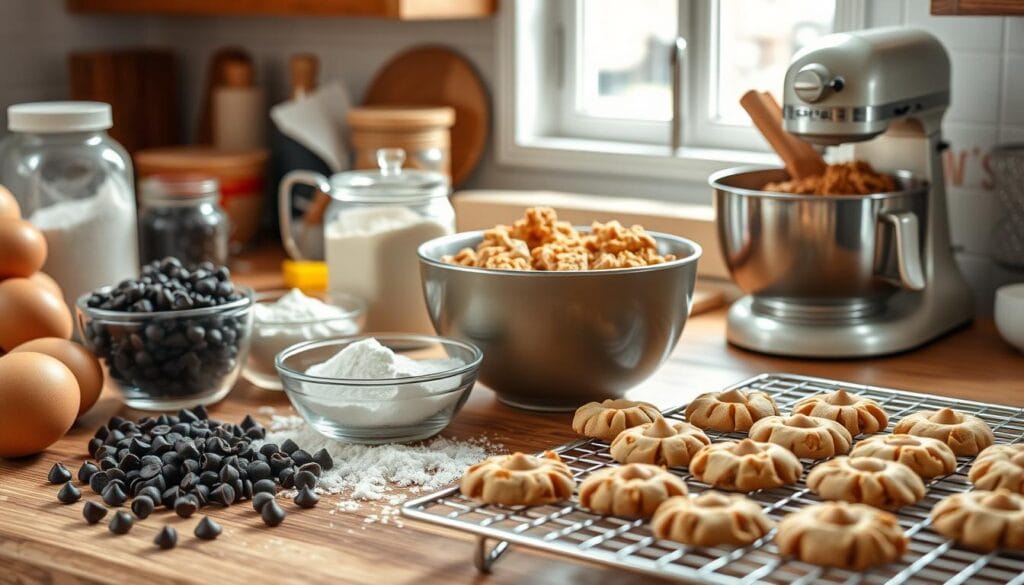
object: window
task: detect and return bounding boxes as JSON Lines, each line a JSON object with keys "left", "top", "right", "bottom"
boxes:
{"left": 499, "top": 0, "right": 865, "bottom": 177}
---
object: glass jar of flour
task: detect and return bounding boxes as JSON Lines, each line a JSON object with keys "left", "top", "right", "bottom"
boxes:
{"left": 279, "top": 148, "right": 453, "bottom": 333}
{"left": 0, "top": 102, "right": 139, "bottom": 314}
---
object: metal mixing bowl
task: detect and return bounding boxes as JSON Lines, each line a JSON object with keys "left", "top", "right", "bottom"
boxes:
{"left": 418, "top": 230, "right": 701, "bottom": 411}
{"left": 711, "top": 166, "right": 928, "bottom": 318}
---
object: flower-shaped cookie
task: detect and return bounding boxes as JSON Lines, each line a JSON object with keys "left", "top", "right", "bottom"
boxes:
{"left": 651, "top": 492, "right": 774, "bottom": 547}
{"left": 578, "top": 463, "right": 687, "bottom": 518}
{"left": 572, "top": 399, "right": 661, "bottom": 441}
{"left": 748, "top": 414, "right": 852, "bottom": 459}
{"left": 791, "top": 389, "right": 888, "bottom": 436}
{"left": 689, "top": 439, "right": 801, "bottom": 492}
{"left": 775, "top": 502, "right": 908, "bottom": 570}
{"left": 849, "top": 434, "right": 957, "bottom": 479}
{"left": 460, "top": 451, "right": 575, "bottom": 506}
{"left": 931, "top": 490, "right": 1024, "bottom": 552}
{"left": 609, "top": 417, "right": 710, "bottom": 468}
{"left": 684, "top": 389, "right": 779, "bottom": 433}
{"left": 806, "top": 457, "right": 925, "bottom": 509}
{"left": 969, "top": 444, "right": 1024, "bottom": 493}
{"left": 892, "top": 408, "right": 995, "bottom": 456}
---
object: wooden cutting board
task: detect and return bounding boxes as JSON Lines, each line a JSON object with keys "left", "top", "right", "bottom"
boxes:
{"left": 363, "top": 46, "right": 489, "bottom": 187}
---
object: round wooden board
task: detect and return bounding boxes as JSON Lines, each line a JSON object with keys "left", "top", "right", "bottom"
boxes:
{"left": 363, "top": 46, "right": 490, "bottom": 187}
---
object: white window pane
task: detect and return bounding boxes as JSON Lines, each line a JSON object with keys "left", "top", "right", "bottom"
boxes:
{"left": 714, "top": 0, "right": 835, "bottom": 125}
{"left": 578, "top": 0, "right": 678, "bottom": 121}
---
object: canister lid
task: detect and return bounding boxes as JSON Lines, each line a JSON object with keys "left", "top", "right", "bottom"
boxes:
{"left": 329, "top": 148, "right": 449, "bottom": 202}
{"left": 8, "top": 101, "right": 112, "bottom": 133}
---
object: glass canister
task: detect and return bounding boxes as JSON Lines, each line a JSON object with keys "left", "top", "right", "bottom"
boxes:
{"left": 139, "top": 175, "right": 230, "bottom": 266}
{"left": 279, "top": 148, "right": 454, "bottom": 333}
{"left": 0, "top": 101, "right": 139, "bottom": 313}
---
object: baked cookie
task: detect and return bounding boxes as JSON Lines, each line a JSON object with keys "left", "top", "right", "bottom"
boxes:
{"left": 775, "top": 502, "right": 908, "bottom": 570}
{"left": 791, "top": 389, "right": 888, "bottom": 436}
{"left": 572, "top": 399, "right": 661, "bottom": 441}
{"left": 806, "top": 457, "right": 925, "bottom": 509}
{"left": 689, "top": 439, "right": 801, "bottom": 492}
{"left": 578, "top": 463, "right": 687, "bottom": 518}
{"left": 969, "top": 444, "right": 1024, "bottom": 493}
{"left": 651, "top": 492, "right": 774, "bottom": 547}
{"left": 849, "top": 434, "right": 957, "bottom": 479}
{"left": 893, "top": 408, "right": 995, "bottom": 456}
{"left": 609, "top": 417, "right": 710, "bottom": 468}
{"left": 684, "top": 389, "right": 779, "bottom": 433}
{"left": 931, "top": 490, "right": 1024, "bottom": 552}
{"left": 748, "top": 414, "right": 852, "bottom": 459}
{"left": 460, "top": 451, "right": 575, "bottom": 506}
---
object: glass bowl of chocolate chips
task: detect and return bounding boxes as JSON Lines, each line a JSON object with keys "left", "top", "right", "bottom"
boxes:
{"left": 77, "top": 257, "right": 254, "bottom": 410}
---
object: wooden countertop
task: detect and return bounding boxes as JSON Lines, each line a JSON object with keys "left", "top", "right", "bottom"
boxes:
{"left": 2, "top": 250, "right": 1022, "bottom": 584}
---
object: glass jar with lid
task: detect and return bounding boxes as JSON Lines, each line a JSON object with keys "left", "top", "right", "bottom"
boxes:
{"left": 139, "top": 174, "right": 230, "bottom": 266}
{"left": 0, "top": 101, "right": 139, "bottom": 313}
{"left": 279, "top": 148, "right": 454, "bottom": 333}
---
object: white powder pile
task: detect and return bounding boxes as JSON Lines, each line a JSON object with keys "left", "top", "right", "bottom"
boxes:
{"left": 302, "top": 337, "right": 466, "bottom": 427}
{"left": 253, "top": 288, "right": 353, "bottom": 323}
{"left": 264, "top": 414, "right": 499, "bottom": 509}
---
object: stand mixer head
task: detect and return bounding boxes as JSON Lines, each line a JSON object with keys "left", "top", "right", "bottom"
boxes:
{"left": 712, "top": 27, "right": 974, "bottom": 358}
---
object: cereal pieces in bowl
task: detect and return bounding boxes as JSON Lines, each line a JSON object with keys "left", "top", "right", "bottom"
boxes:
{"left": 275, "top": 334, "right": 482, "bottom": 444}
{"left": 77, "top": 257, "right": 252, "bottom": 410}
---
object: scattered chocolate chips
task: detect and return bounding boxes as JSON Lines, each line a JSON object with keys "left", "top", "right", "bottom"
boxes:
{"left": 47, "top": 463, "right": 72, "bottom": 484}
{"left": 293, "top": 470, "right": 318, "bottom": 491}
{"left": 260, "top": 500, "right": 287, "bottom": 527}
{"left": 131, "top": 495, "right": 155, "bottom": 519}
{"left": 82, "top": 501, "right": 108, "bottom": 524}
{"left": 252, "top": 479, "right": 276, "bottom": 495}
{"left": 77, "top": 461, "right": 100, "bottom": 484}
{"left": 101, "top": 482, "right": 128, "bottom": 507}
{"left": 108, "top": 510, "right": 134, "bottom": 535}
{"left": 154, "top": 526, "right": 178, "bottom": 550}
{"left": 174, "top": 495, "right": 199, "bottom": 518}
{"left": 251, "top": 491, "right": 274, "bottom": 513}
{"left": 312, "top": 449, "right": 334, "bottom": 471}
{"left": 194, "top": 516, "right": 222, "bottom": 540}
{"left": 294, "top": 486, "right": 319, "bottom": 509}
{"left": 57, "top": 482, "right": 82, "bottom": 504}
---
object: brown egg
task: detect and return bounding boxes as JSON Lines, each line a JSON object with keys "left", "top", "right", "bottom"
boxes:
{"left": 0, "top": 352, "right": 79, "bottom": 458}
{"left": 12, "top": 338, "right": 104, "bottom": 417}
{"left": 0, "top": 185, "right": 20, "bottom": 219}
{"left": 0, "top": 218, "right": 46, "bottom": 278}
{"left": 28, "top": 271, "right": 63, "bottom": 300}
{"left": 0, "top": 278, "right": 72, "bottom": 351}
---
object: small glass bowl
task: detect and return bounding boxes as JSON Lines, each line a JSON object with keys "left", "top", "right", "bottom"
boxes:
{"left": 76, "top": 287, "right": 254, "bottom": 411}
{"left": 276, "top": 334, "right": 483, "bottom": 444}
{"left": 243, "top": 289, "right": 366, "bottom": 390}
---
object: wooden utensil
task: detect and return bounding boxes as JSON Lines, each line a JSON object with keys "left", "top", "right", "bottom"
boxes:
{"left": 363, "top": 46, "right": 489, "bottom": 187}
{"left": 740, "top": 90, "right": 826, "bottom": 180}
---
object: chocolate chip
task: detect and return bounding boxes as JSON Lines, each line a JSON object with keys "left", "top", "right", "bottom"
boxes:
{"left": 290, "top": 450, "right": 312, "bottom": 467}
{"left": 260, "top": 500, "right": 287, "bottom": 527}
{"left": 101, "top": 482, "right": 128, "bottom": 506}
{"left": 279, "top": 468, "right": 295, "bottom": 489}
{"left": 248, "top": 461, "right": 272, "bottom": 482}
{"left": 252, "top": 479, "right": 276, "bottom": 495}
{"left": 280, "top": 439, "right": 300, "bottom": 456}
{"left": 88, "top": 471, "right": 110, "bottom": 494}
{"left": 57, "top": 482, "right": 81, "bottom": 504}
{"left": 219, "top": 464, "right": 239, "bottom": 484}
{"left": 132, "top": 495, "right": 155, "bottom": 519}
{"left": 312, "top": 449, "right": 334, "bottom": 471}
{"left": 298, "top": 462, "right": 322, "bottom": 478}
{"left": 47, "top": 463, "right": 72, "bottom": 484}
{"left": 294, "top": 486, "right": 319, "bottom": 509}
{"left": 154, "top": 526, "right": 178, "bottom": 549}
{"left": 83, "top": 501, "right": 108, "bottom": 524}
{"left": 77, "top": 461, "right": 100, "bottom": 483}
{"left": 138, "top": 485, "right": 162, "bottom": 504}
{"left": 210, "top": 483, "right": 235, "bottom": 506}
{"left": 194, "top": 516, "right": 222, "bottom": 540}
{"left": 293, "top": 470, "right": 317, "bottom": 491}
{"left": 252, "top": 491, "right": 274, "bottom": 512}
{"left": 174, "top": 495, "right": 199, "bottom": 518}
{"left": 259, "top": 443, "right": 279, "bottom": 457}
{"left": 108, "top": 511, "right": 134, "bottom": 535}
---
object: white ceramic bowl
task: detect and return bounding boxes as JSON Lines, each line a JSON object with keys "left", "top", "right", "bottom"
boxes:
{"left": 995, "top": 283, "right": 1024, "bottom": 353}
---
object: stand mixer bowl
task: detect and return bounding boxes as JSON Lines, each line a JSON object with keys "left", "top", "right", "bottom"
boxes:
{"left": 712, "top": 167, "right": 928, "bottom": 320}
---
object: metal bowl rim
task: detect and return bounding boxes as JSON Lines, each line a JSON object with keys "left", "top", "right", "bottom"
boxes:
{"left": 709, "top": 165, "right": 928, "bottom": 201}
{"left": 418, "top": 229, "right": 702, "bottom": 277}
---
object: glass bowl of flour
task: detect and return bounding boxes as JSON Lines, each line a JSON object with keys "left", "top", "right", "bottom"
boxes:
{"left": 275, "top": 334, "right": 482, "bottom": 444}
{"left": 243, "top": 289, "right": 366, "bottom": 390}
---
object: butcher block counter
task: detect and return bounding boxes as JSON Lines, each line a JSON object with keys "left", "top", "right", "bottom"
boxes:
{"left": 1, "top": 249, "right": 1022, "bottom": 585}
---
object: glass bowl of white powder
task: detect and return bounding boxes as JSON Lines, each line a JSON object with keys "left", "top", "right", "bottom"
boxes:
{"left": 243, "top": 288, "right": 366, "bottom": 390}
{"left": 275, "top": 334, "right": 482, "bottom": 444}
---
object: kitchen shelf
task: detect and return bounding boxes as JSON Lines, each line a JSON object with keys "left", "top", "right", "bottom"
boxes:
{"left": 931, "top": 0, "right": 1024, "bottom": 15}
{"left": 66, "top": 0, "right": 496, "bottom": 20}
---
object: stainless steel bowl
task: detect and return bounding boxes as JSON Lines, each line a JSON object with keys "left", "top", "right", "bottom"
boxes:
{"left": 418, "top": 230, "right": 701, "bottom": 411}
{"left": 711, "top": 166, "right": 928, "bottom": 318}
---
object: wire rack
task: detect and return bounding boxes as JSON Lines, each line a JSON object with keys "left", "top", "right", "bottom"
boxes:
{"left": 402, "top": 373, "right": 1024, "bottom": 584}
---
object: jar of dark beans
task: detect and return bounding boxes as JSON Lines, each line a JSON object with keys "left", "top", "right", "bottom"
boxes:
{"left": 139, "top": 175, "right": 229, "bottom": 266}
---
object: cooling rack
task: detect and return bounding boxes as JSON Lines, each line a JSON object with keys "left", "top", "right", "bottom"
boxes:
{"left": 402, "top": 373, "right": 1024, "bottom": 584}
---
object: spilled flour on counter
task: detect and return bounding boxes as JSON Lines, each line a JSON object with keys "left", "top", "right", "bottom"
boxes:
{"left": 261, "top": 413, "right": 501, "bottom": 516}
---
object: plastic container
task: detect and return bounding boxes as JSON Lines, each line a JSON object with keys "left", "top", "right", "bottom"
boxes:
{"left": 0, "top": 101, "right": 139, "bottom": 314}
{"left": 139, "top": 174, "right": 230, "bottom": 266}
{"left": 275, "top": 334, "right": 481, "bottom": 444}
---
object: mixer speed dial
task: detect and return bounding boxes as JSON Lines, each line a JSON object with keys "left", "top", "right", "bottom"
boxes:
{"left": 793, "top": 63, "right": 842, "bottom": 103}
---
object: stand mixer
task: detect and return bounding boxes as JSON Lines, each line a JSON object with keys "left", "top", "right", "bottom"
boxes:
{"left": 711, "top": 27, "right": 974, "bottom": 358}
